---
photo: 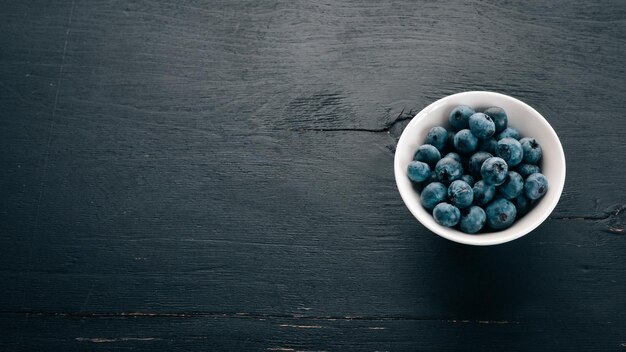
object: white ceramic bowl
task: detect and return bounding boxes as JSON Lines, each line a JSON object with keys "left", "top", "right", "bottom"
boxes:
{"left": 394, "top": 91, "right": 566, "bottom": 246}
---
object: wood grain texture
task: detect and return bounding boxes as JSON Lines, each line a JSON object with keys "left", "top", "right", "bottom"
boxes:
{"left": 1, "top": 0, "right": 625, "bottom": 350}
{"left": 1, "top": 314, "right": 623, "bottom": 351}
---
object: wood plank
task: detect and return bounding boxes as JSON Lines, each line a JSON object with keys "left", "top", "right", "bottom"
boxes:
{"left": 48, "top": 0, "right": 626, "bottom": 216}
{"left": 2, "top": 313, "right": 625, "bottom": 352}
{"left": 0, "top": 127, "right": 623, "bottom": 321}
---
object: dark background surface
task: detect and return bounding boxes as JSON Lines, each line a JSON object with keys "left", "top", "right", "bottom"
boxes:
{"left": 1, "top": 0, "right": 625, "bottom": 351}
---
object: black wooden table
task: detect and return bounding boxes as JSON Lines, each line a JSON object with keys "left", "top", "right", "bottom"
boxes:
{"left": 1, "top": 1, "right": 625, "bottom": 351}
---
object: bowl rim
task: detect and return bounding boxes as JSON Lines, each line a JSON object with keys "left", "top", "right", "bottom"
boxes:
{"left": 394, "top": 91, "right": 566, "bottom": 246}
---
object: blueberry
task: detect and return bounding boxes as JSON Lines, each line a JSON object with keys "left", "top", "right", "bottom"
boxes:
{"left": 448, "top": 180, "right": 474, "bottom": 209}
{"left": 519, "top": 137, "right": 542, "bottom": 164}
{"left": 496, "top": 137, "right": 523, "bottom": 167}
{"left": 485, "top": 198, "right": 517, "bottom": 230}
{"left": 511, "top": 194, "right": 532, "bottom": 217}
{"left": 433, "top": 202, "right": 461, "bottom": 227}
{"left": 495, "top": 127, "right": 520, "bottom": 140}
{"left": 498, "top": 171, "right": 524, "bottom": 199}
{"left": 448, "top": 105, "right": 474, "bottom": 131}
{"left": 415, "top": 119, "right": 545, "bottom": 231}
{"left": 515, "top": 163, "right": 542, "bottom": 179}
{"left": 425, "top": 126, "right": 449, "bottom": 151}
{"left": 414, "top": 144, "right": 441, "bottom": 167}
{"left": 444, "top": 152, "right": 461, "bottom": 162}
{"left": 453, "top": 129, "right": 478, "bottom": 154}
{"left": 483, "top": 107, "right": 508, "bottom": 133}
{"left": 477, "top": 138, "right": 498, "bottom": 155}
{"left": 524, "top": 173, "right": 548, "bottom": 200}
{"left": 434, "top": 157, "right": 463, "bottom": 184}
{"left": 461, "top": 174, "right": 475, "bottom": 185}
{"left": 407, "top": 161, "right": 431, "bottom": 183}
{"left": 473, "top": 180, "right": 496, "bottom": 206}
{"left": 420, "top": 182, "right": 448, "bottom": 210}
{"left": 468, "top": 151, "right": 493, "bottom": 177}
{"left": 444, "top": 131, "right": 455, "bottom": 152}
{"left": 480, "top": 157, "right": 508, "bottom": 186}
{"left": 460, "top": 206, "right": 487, "bottom": 234}
{"left": 469, "top": 113, "right": 496, "bottom": 140}
{"left": 421, "top": 172, "right": 438, "bottom": 187}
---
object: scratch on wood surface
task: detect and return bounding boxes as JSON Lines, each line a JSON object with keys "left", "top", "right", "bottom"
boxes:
{"left": 293, "top": 108, "right": 415, "bottom": 135}
{"left": 75, "top": 337, "right": 158, "bottom": 343}
{"left": 278, "top": 324, "right": 322, "bottom": 329}
{"left": 447, "top": 319, "right": 519, "bottom": 325}
{"left": 123, "top": 312, "right": 191, "bottom": 317}
{"left": 22, "top": 0, "right": 76, "bottom": 311}
{"left": 32, "top": 0, "right": 75, "bottom": 222}
{"left": 551, "top": 215, "right": 608, "bottom": 220}
{"left": 267, "top": 349, "right": 328, "bottom": 352}
{"left": 551, "top": 204, "right": 625, "bottom": 234}
{"left": 80, "top": 283, "right": 95, "bottom": 312}
{"left": 551, "top": 204, "right": 625, "bottom": 221}
{"left": 606, "top": 226, "right": 624, "bottom": 234}
{"left": 477, "top": 320, "right": 518, "bottom": 324}
{"left": 4, "top": 310, "right": 528, "bottom": 325}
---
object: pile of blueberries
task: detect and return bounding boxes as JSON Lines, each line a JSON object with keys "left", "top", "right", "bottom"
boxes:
{"left": 407, "top": 105, "right": 548, "bottom": 234}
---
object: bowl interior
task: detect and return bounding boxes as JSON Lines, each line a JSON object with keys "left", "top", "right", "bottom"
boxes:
{"left": 394, "top": 91, "right": 566, "bottom": 245}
